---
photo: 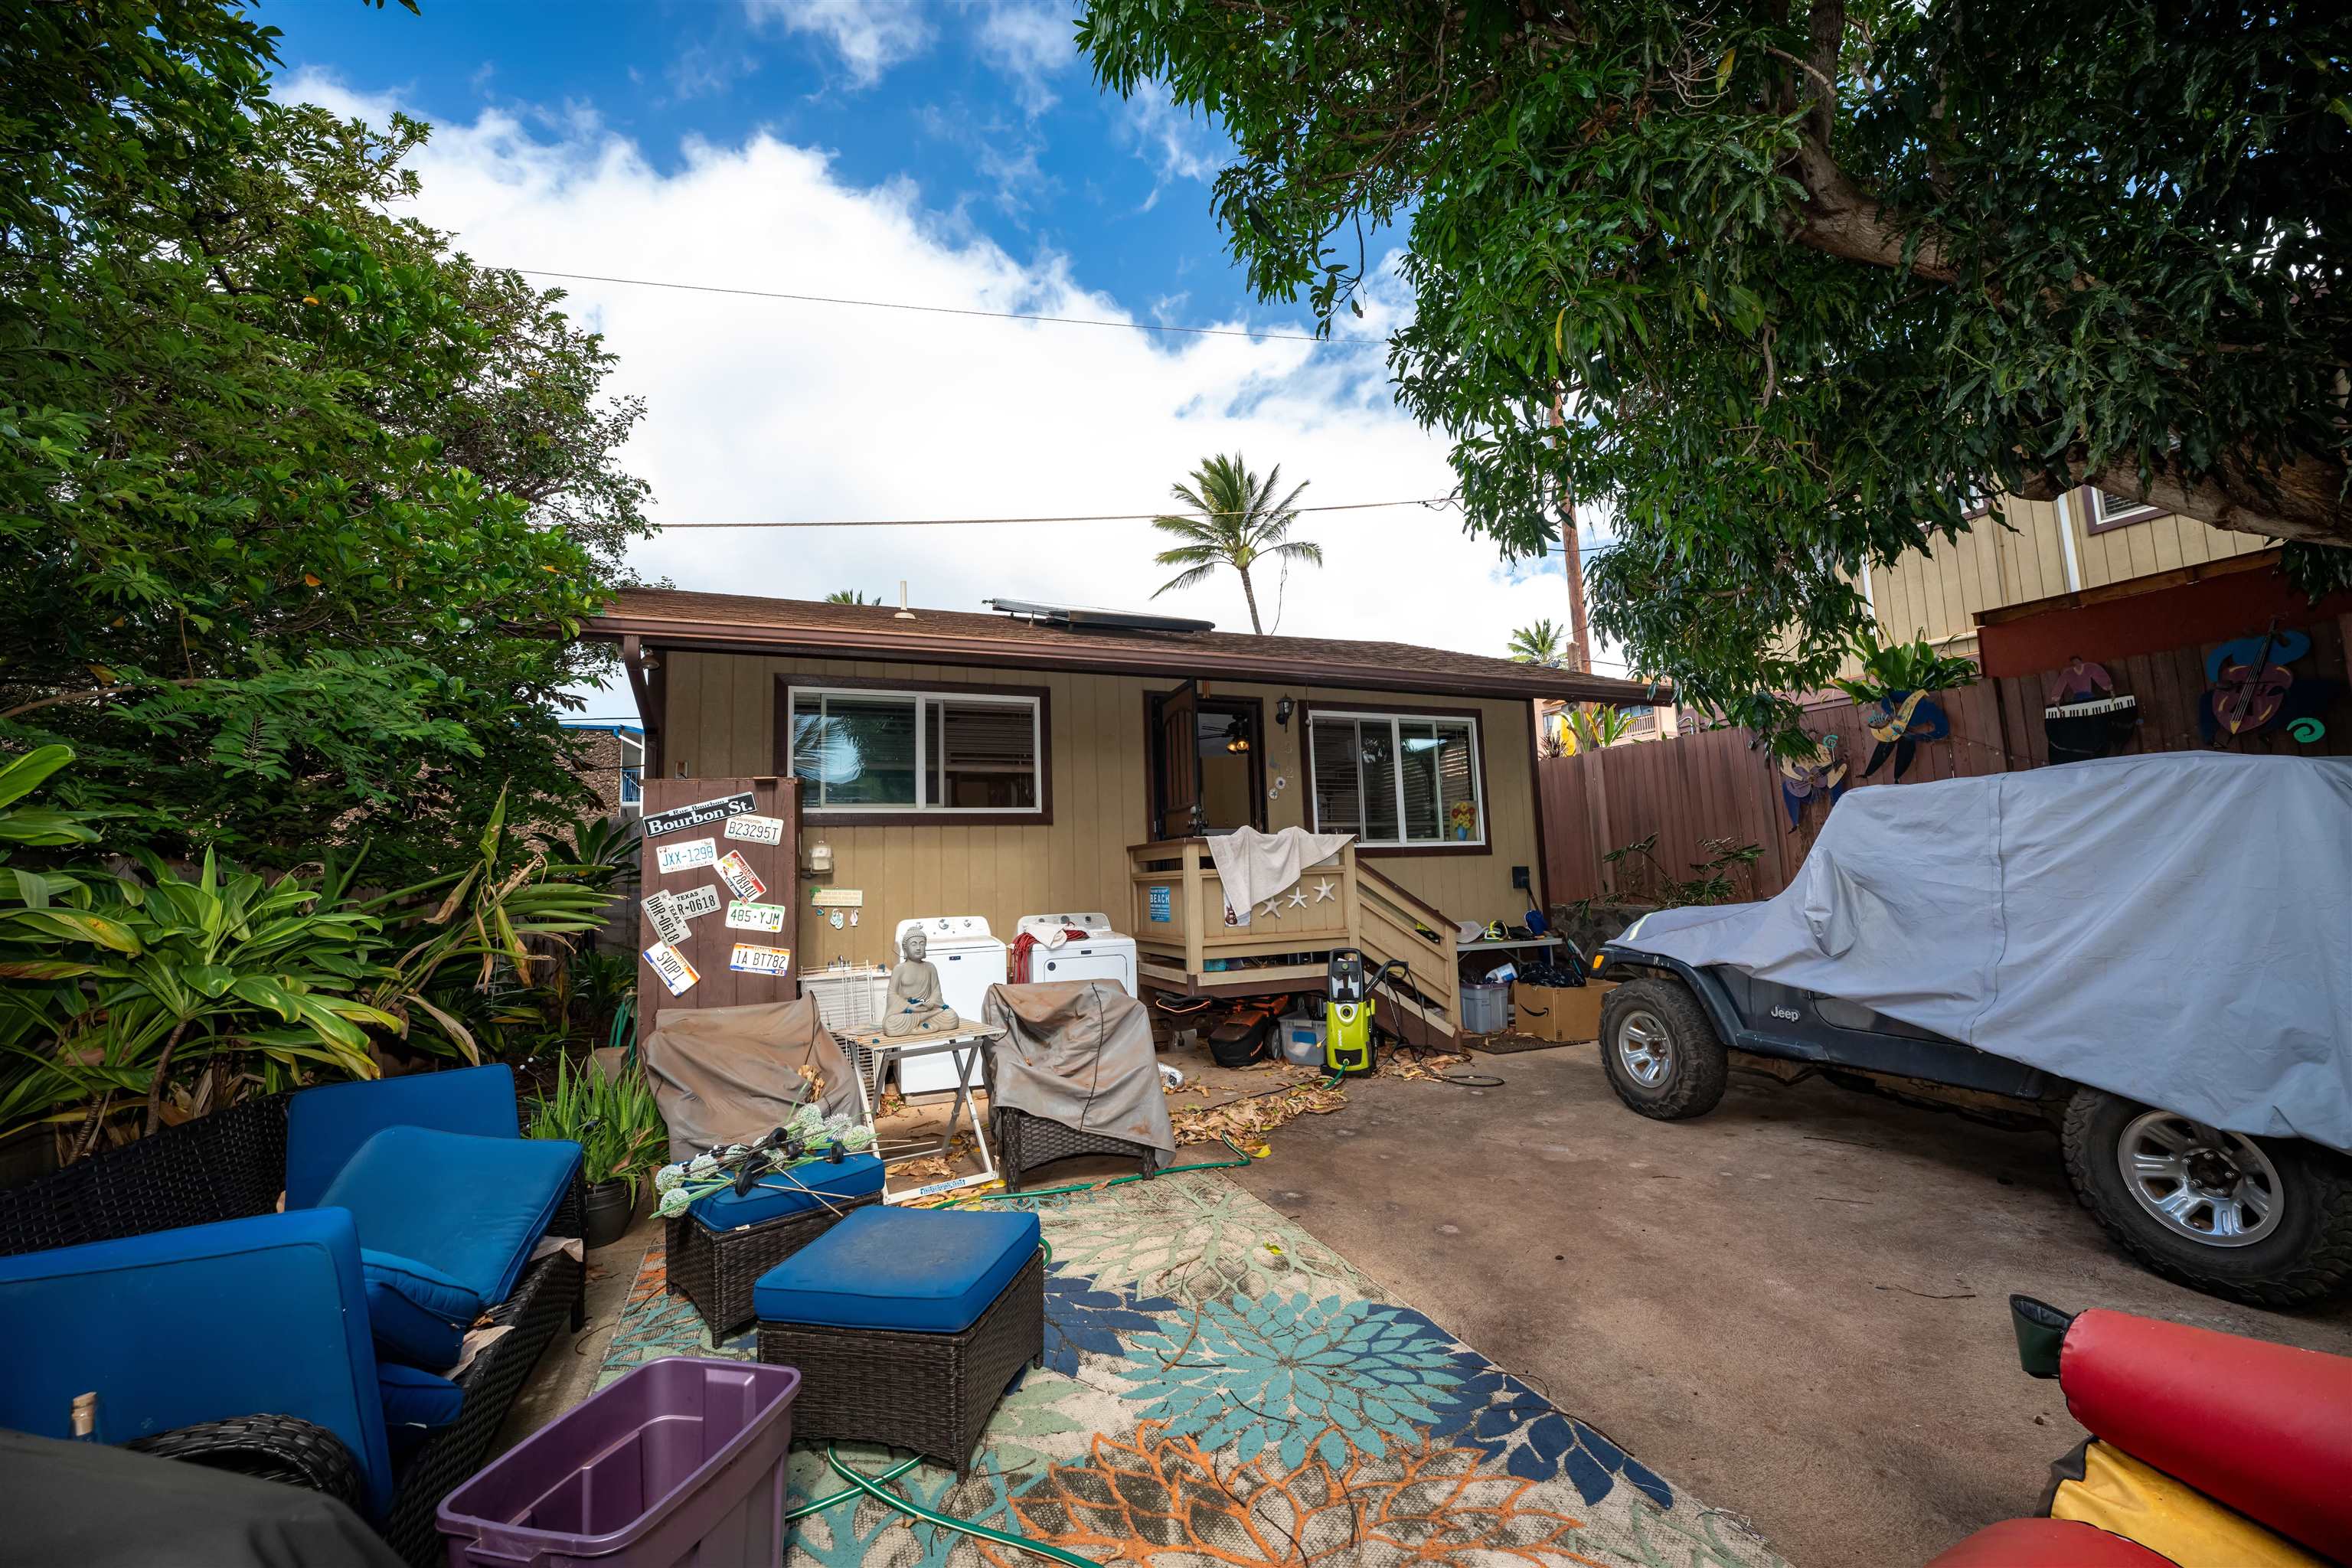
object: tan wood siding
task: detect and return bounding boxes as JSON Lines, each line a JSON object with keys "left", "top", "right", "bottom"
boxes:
{"left": 1860, "top": 496, "right": 2262, "bottom": 667}
{"left": 655, "top": 651, "right": 1540, "bottom": 969}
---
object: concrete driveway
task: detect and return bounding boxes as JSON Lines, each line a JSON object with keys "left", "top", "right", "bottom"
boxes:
{"left": 1230, "top": 1047, "right": 2352, "bottom": 1567}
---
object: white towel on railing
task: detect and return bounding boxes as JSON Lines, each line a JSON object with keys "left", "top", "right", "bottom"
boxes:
{"left": 1207, "top": 825, "right": 1353, "bottom": 927}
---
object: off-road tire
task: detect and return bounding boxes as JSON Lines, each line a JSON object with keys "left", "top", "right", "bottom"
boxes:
{"left": 1598, "top": 975, "right": 1730, "bottom": 1121}
{"left": 2061, "top": 1086, "right": 2352, "bottom": 1308}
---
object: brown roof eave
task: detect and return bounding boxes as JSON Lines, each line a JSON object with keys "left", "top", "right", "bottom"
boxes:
{"left": 580, "top": 612, "right": 1655, "bottom": 706}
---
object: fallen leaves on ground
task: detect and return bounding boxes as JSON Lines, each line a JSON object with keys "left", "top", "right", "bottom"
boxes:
{"left": 1379, "top": 1047, "right": 1472, "bottom": 1082}
{"left": 1169, "top": 1081, "right": 1348, "bottom": 1146}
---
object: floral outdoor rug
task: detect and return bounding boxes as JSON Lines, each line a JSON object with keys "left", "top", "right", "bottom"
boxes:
{"left": 599, "top": 1172, "right": 1789, "bottom": 1568}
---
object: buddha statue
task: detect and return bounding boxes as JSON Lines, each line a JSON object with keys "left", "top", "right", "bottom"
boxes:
{"left": 882, "top": 928, "right": 959, "bottom": 1037}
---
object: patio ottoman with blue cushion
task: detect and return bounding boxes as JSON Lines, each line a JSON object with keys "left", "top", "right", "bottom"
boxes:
{"left": 753, "top": 1206, "right": 1044, "bottom": 1472}
{"left": 665, "top": 1152, "right": 886, "bottom": 1338}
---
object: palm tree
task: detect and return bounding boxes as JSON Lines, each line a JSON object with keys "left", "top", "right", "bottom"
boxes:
{"left": 825, "top": 590, "right": 877, "bottom": 605}
{"left": 1149, "top": 453, "right": 1322, "bottom": 633}
{"left": 1508, "top": 619, "right": 1566, "bottom": 667}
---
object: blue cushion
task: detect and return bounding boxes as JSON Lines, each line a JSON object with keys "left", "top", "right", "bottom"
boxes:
{"left": 359, "top": 1250, "right": 482, "bottom": 1371}
{"left": 0, "top": 1209, "right": 398, "bottom": 1520}
{"left": 317, "top": 1125, "right": 580, "bottom": 1312}
{"left": 376, "top": 1362, "right": 463, "bottom": 1461}
{"left": 286, "top": 1064, "right": 521, "bottom": 1210}
{"left": 687, "top": 1153, "right": 885, "bottom": 1231}
{"left": 752, "top": 1207, "right": 1040, "bottom": 1334}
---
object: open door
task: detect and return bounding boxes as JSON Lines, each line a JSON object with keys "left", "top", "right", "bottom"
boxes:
{"left": 1152, "top": 681, "right": 1202, "bottom": 839}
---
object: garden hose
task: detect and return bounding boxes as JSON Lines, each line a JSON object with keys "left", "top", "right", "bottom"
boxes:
{"left": 825, "top": 1443, "right": 1099, "bottom": 1568}
{"left": 783, "top": 1452, "right": 923, "bottom": 1521}
{"left": 938, "top": 1135, "right": 1255, "bottom": 1207}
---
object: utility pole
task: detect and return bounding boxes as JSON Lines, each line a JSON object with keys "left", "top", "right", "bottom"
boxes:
{"left": 1550, "top": 391, "right": 1592, "bottom": 674}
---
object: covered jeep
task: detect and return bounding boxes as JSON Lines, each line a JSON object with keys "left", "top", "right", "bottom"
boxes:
{"left": 1595, "top": 752, "right": 2352, "bottom": 1306}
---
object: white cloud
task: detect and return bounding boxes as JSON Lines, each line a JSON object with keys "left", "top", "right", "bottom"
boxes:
{"left": 286, "top": 73, "right": 1582, "bottom": 716}
{"left": 743, "top": 0, "right": 931, "bottom": 87}
{"left": 1118, "top": 80, "right": 1223, "bottom": 207}
{"left": 961, "top": 0, "right": 1075, "bottom": 116}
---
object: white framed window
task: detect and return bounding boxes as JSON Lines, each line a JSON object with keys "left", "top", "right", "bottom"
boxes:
{"left": 1306, "top": 709, "right": 1485, "bottom": 848}
{"left": 788, "top": 685, "right": 1044, "bottom": 815}
{"left": 2086, "top": 488, "right": 2162, "bottom": 533}
{"left": 616, "top": 731, "right": 644, "bottom": 818}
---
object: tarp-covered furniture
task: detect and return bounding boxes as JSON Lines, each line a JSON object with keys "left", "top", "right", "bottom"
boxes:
{"left": 754, "top": 1206, "right": 1044, "bottom": 1472}
{"left": 0, "top": 1065, "right": 583, "bottom": 1568}
{"left": 0, "top": 1426, "right": 407, "bottom": 1568}
{"left": 642, "top": 996, "right": 862, "bottom": 1157}
{"left": 1625, "top": 753, "right": 2352, "bottom": 1152}
{"left": 982, "top": 981, "right": 1175, "bottom": 1191}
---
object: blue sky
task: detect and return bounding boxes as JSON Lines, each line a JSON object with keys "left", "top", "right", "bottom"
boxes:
{"left": 270, "top": 2, "right": 1592, "bottom": 715}
{"left": 275, "top": 0, "right": 1274, "bottom": 335}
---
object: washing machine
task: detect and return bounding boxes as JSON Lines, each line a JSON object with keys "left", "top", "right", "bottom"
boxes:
{"left": 1015, "top": 912, "right": 1138, "bottom": 995}
{"left": 891, "top": 915, "right": 1007, "bottom": 1096}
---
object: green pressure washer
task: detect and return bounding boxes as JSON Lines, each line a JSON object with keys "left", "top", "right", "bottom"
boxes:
{"left": 1323, "top": 948, "right": 1399, "bottom": 1078}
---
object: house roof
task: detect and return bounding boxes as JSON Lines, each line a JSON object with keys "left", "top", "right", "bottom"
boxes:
{"left": 584, "top": 587, "right": 1655, "bottom": 704}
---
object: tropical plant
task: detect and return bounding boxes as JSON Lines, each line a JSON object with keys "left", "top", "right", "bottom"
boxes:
{"left": 0, "top": 848, "right": 403, "bottom": 1156}
{"left": 0, "top": 2, "right": 649, "bottom": 877}
{"left": 1078, "top": 1, "right": 2352, "bottom": 753}
{"left": 533, "top": 812, "right": 639, "bottom": 893}
{"left": 1563, "top": 704, "right": 1640, "bottom": 754}
{"left": 525, "top": 1050, "right": 666, "bottom": 1200}
{"left": 1831, "top": 626, "right": 1982, "bottom": 707}
{"left": 824, "top": 590, "right": 879, "bottom": 605}
{"left": 0, "top": 763, "right": 617, "bottom": 1157}
{"left": 354, "top": 788, "right": 618, "bottom": 1061}
{"left": 1601, "top": 835, "right": 1764, "bottom": 909}
{"left": 1508, "top": 620, "right": 1566, "bottom": 668}
{"left": 1149, "top": 454, "right": 1323, "bottom": 633}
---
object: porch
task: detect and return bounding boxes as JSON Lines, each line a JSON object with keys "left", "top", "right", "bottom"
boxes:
{"left": 1125, "top": 838, "right": 1463, "bottom": 1046}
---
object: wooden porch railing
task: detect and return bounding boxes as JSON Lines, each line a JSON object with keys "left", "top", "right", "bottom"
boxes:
{"left": 1125, "top": 840, "right": 1460, "bottom": 1040}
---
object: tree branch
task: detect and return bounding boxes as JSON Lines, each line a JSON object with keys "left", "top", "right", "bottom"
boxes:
{"left": 0, "top": 678, "right": 208, "bottom": 723}
{"left": 1786, "top": 136, "right": 1959, "bottom": 285}
{"left": 2018, "top": 449, "right": 2352, "bottom": 548}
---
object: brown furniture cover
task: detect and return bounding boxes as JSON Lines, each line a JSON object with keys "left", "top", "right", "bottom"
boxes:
{"left": 642, "top": 997, "right": 861, "bottom": 1156}
{"left": 982, "top": 982, "right": 1175, "bottom": 1163}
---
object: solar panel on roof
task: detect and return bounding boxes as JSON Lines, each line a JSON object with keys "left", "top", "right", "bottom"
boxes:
{"left": 983, "top": 598, "right": 1214, "bottom": 634}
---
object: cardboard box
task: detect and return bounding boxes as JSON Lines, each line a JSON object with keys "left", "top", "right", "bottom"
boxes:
{"left": 1511, "top": 981, "right": 1614, "bottom": 1044}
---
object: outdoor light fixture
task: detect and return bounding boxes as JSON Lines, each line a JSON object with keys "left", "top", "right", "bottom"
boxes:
{"left": 1275, "top": 697, "right": 1293, "bottom": 728}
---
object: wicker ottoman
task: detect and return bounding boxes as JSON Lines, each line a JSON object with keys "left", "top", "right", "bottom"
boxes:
{"left": 665, "top": 1153, "right": 886, "bottom": 1338}
{"left": 755, "top": 1207, "right": 1044, "bottom": 1473}
{"left": 993, "top": 1105, "right": 1156, "bottom": 1191}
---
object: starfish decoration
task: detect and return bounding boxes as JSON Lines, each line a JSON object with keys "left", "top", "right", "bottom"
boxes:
{"left": 1257, "top": 897, "right": 1284, "bottom": 920}
{"left": 1312, "top": 878, "right": 1337, "bottom": 903}
{"left": 1286, "top": 887, "right": 1309, "bottom": 910}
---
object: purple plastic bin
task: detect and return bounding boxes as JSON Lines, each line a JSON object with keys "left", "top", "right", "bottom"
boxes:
{"left": 436, "top": 1357, "right": 800, "bottom": 1568}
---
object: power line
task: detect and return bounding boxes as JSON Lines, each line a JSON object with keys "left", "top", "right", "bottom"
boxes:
{"left": 655, "top": 497, "right": 1459, "bottom": 530}
{"left": 514, "top": 268, "right": 1338, "bottom": 344}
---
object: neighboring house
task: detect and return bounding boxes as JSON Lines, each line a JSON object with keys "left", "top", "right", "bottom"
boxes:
{"left": 1858, "top": 486, "right": 2271, "bottom": 663}
{"left": 1536, "top": 697, "right": 1681, "bottom": 751}
{"left": 560, "top": 720, "right": 645, "bottom": 818}
{"left": 584, "top": 590, "right": 1648, "bottom": 1044}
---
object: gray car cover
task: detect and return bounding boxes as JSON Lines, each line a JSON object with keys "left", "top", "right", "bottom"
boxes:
{"left": 642, "top": 997, "right": 862, "bottom": 1157}
{"left": 983, "top": 981, "right": 1176, "bottom": 1164}
{"left": 1621, "top": 753, "right": 2352, "bottom": 1152}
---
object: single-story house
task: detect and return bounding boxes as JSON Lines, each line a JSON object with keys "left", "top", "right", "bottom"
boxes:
{"left": 587, "top": 589, "right": 1647, "bottom": 1042}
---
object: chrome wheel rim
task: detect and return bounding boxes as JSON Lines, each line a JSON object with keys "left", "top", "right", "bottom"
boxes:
{"left": 2117, "top": 1110, "right": 2283, "bottom": 1248}
{"left": 1616, "top": 1009, "right": 1673, "bottom": 1089}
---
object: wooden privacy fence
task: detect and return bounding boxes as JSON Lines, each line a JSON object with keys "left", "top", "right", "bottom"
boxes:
{"left": 1539, "top": 616, "right": 2352, "bottom": 907}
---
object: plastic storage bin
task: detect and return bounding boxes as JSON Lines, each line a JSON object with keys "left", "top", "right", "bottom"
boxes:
{"left": 436, "top": 1357, "right": 800, "bottom": 1568}
{"left": 1459, "top": 982, "right": 1510, "bottom": 1035}
{"left": 1277, "top": 1013, "right": 1327, "bottom": 1067}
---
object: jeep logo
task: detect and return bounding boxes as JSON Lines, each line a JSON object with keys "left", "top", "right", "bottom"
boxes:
{"left": 1769, "top": 1004, "right": 1802, "bottom": 1022}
